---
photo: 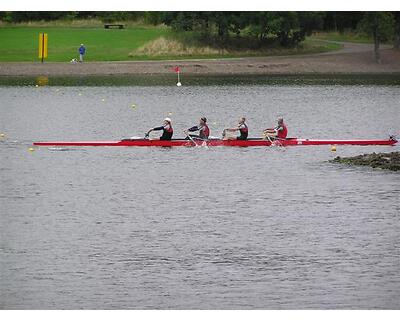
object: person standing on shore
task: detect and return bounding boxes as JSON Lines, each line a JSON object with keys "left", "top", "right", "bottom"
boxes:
{"left": 79, "top": 44, "right": 86, "bottom": 63}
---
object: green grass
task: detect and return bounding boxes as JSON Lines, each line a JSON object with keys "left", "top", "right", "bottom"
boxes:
{"left": 0, "top": 26, "right": 170, "bottom": 62}
{"left": 309, "top": 31, "right": 373, "bottom": 43}
{"left": 129, "top": 38, "right": 342, "bottom": 61}
{"left": 0, "top": 25, "right": 342, "bottom": 62}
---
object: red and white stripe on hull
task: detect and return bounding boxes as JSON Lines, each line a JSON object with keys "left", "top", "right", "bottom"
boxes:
{"left": 33, "top": 137, "right": 397, "bottom": 147}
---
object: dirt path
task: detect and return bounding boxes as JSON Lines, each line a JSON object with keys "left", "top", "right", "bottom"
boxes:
{"left": 1, "top": 41, "right": 399, "bottom": 76}
{"left": 311, "top": 40, "right": 391, "bottom": 55}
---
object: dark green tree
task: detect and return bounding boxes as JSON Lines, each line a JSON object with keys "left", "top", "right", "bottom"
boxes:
{"left": 358, "top": 12, "right": 395, "bottom": 63}
{"left": 323, "top": 12, "right": 364, "bottom": 32}
{"left": 394, "top": 12, "right": 400, "bottom": 49}
{"left": 298, "top": 12, "right": 325, "bottom": 36}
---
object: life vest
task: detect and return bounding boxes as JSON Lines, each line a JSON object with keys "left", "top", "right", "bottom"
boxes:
{"left": 277, "top": 123, "right": 288, "bottom": 139}
{"left": 199, "top": 124, "right": 210, "bottom": 139}
{"left": 238, "top": 123, "right": 248, "bottom": 140}
{"left": 160, "top": 124, "right": 173, "bottom": 140}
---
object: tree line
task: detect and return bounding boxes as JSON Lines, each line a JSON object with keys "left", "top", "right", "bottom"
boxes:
{"left": 1, "top": 11, "right": 399, "bottom": 62}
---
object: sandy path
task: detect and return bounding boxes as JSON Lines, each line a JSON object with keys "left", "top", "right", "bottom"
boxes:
{"left": 310, "top": 40, "right": 391, "bottom": 55}
{"left": 0, "top": 42, "right": 399, "bottom": 76}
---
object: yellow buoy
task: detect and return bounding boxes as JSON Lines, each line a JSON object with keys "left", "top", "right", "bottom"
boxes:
{"left": 168, "top": 112, "right": 173, "bottom": 116}
{"left": 331, "top": 145, "right": 337, "bottom": 152}
{"left": 0, "top": 133, "right": 5, "bottom": 138}
{"left": 101, "top": 98, "right": 105, "bottom": 102}
{"left": 131, "top": 104, "right": 136, "bottom": 108}
{"left": 28, "top": 147, "right": 35, "bottom": 152}
{"left": 78, "top": 93, "right": 82, "bottom": 96}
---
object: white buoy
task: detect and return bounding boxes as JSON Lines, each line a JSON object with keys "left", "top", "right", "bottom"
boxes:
{"left": 175, "top": 67, "right": 182, "bottom": 86}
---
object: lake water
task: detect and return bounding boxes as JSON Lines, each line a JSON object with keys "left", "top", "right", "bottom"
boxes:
{"left": 1, "top": 80, "right": 399, "bottom": 309}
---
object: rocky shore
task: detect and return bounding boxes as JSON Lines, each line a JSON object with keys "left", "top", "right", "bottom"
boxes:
{"left": 330, "top": 152, "right": 400, "bottom": 171}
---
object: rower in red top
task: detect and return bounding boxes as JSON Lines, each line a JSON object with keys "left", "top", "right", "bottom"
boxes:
{"left": 145, "top": 117, "right": 173, "bottom": 140}
{"left": 263, "top": 118, "right": 288, "bottom": 140}
{"left": 223, "top": 117, "right": 248, "bottom": 140}
{"left": 184, "top": 117, "right": 210, "bottom": 140}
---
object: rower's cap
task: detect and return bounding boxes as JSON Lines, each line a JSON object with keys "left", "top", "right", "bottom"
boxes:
{"left": 201, "top": 117, "right": 207, "bottom": 122}
{"left": 164, "top": 117, "right": 172, "bottom": 123}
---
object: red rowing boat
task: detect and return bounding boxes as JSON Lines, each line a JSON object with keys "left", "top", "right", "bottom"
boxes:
{"left": 33, "top": 137, "right": 397, "bottom": 147}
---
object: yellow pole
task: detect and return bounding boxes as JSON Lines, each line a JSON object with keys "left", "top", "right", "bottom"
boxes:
{"left": 41, "top": 33, "right": 44, "bottom": 63}
{"left": 38, "top": 33, "right": 48, "bottom": 63}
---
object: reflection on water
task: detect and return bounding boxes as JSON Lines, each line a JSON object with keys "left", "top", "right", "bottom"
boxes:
{"left": 0, "top": 84, "right": 399, "bottom": 309}
{"left": 1, "top": 73, "right": 400, "bottom": 87}
{"left": 35, "top": 76, "right": 49, "bottom": 87}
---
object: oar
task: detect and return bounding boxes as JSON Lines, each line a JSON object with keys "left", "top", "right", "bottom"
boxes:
{"left": 184, "top": 131, "right": 198, "bottom": 146}
{"left": 265, "top": 135, "right": 287, "bottom": 147}
{"left": 263, "top": 130, "right": 274, "bottom": 145}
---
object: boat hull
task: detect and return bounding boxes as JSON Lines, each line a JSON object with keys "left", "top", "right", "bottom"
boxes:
{"left": 33, "top": 137, "right": 397, "bottom": 147}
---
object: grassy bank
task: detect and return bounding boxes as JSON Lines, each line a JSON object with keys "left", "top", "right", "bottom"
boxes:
{"left": 129, "top": 37, "right": 341, "bottom": 60}
{"left": 0, "top": 25, "right": 342, "bottom": 62}
{"left": 310, "top": 31, "right": 373, "bottom": 43}
{"left": 2, "top": 74, "right": 400, "bottom": 87}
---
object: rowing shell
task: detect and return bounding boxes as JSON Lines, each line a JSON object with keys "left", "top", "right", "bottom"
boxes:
{"left": 33, "top": 137, "right": 397, "bottom": 147}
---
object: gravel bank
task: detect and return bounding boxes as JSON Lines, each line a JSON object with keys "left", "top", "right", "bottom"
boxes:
{"left": 1, "top": 44, "right": 400, "bottom": 76}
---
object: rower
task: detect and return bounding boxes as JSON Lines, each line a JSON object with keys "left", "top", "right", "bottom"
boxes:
{"left": 223, "top": 117, "right": 248, "bottom": 140}
{"left": 263, "top": 118, "right": 288, "bottom": 140}
{"left": 184, "top": 117, "right": 210, "bottom": 140}
{"left": 146, "top": 117, "right": 173, "bottom": 140}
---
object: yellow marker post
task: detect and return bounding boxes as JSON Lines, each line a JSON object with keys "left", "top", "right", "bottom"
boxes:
{"left": 38, "top": 33, "right": 48, "bottom": 63}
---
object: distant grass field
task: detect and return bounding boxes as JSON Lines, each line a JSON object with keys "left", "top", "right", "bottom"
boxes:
{"left": 0, "top": 26, "right": 170, "bottom": 62}
{"left": 0, "top": 25, "right": 342, "bottom": 62}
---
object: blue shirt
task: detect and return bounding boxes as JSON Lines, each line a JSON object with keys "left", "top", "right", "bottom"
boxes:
{"left": 79, "top": 46, "right": 86, "bottom": 55}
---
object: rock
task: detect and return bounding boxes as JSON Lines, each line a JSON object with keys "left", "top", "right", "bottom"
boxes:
{"left": 329, "top": 152, "right": 400, "bottom": 171}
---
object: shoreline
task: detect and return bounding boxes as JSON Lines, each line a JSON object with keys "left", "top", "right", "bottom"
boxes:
{"left": 1, "top": 47, "right": 400, "bottom": 77}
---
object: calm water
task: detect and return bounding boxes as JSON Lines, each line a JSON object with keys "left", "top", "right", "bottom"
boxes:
{"left": 1, "top": 83, "right": 399, "bottom": 309}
